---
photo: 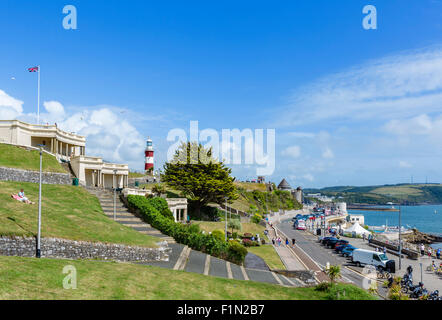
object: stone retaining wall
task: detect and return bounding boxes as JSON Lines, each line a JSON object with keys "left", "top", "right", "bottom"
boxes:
{"left": 0, "top": 166, "right": 71, "bottom": 185}
{"left": 0, "top": 236, "right": 170, "bottom": 263}
{"left": 272, "top": 270, "right": 317, "bottom": 284}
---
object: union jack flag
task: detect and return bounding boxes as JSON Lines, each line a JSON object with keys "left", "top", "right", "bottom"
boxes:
{"left": 28, "top": 66, "right": 39, "bottom": 72}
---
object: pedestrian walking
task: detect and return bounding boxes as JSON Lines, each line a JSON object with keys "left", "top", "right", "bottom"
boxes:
{"left": 437, "top": 248, "right": 441, "bottom": 260}
{"left": 383, "top": 246, "right": 387, "bottom": 255}
{"left": 272, "top": 238, "right": 275, "bottom": 245}
{"left": 421, "top": 243, "right": 425, "bottom": 256}
{"left": 292, "top": 238, "right": 296, "bottom": 246}
{"left": 285, "top": 238, "right": 289, "bottom": 246}
{"left": 428, "top": 247, "right": 433, "bottom": 258}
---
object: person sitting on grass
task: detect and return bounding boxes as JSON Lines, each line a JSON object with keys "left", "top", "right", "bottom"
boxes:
{"left": 11, "top": 189, "right": 35, "bottom": 204}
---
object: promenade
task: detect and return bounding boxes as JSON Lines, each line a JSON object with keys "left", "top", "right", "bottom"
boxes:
{"left": 267, "top": 222, "right": 330, "bottom": 283}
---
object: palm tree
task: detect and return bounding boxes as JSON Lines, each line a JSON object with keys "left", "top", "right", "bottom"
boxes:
{"left": 152, "top": 184, "right": 166, "bottom": 197}
{"left": 326, "top": 265, "right": 341, "bottom": 284}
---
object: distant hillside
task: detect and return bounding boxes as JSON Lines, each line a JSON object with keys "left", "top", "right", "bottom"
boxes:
{"left": 304, "top": 183, "right": 442, "bottom": 205}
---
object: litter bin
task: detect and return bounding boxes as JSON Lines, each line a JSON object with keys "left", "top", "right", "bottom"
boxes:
{"left": 316, "top": 228, "right": 321, "bottom": 236}
{"left": 135, "top": 181, "right": 139, "bottom": 187}
{"left": 72, "top": 178, "right": 79, "bottom": 186}
{"left": 386, "top": 260, "right": 396, "bottom": 274}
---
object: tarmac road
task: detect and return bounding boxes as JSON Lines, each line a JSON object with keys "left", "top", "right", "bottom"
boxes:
{"left": 276, "top": 219, "right": 388, "bottom": 298}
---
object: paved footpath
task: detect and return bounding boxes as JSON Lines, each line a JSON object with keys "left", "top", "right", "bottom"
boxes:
{"left": 87, "top": 188, "right": 305, "bottom": 288}
{"left": 266, "top": 225, "right": 306, "bottom": 271}
{"left": 268, "top": 223, "right": 329, "bottom": 283}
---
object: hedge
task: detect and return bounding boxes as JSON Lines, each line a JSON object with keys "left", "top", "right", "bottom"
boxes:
{"left": 127, "top": 195, "right": 247, "bottom": 264}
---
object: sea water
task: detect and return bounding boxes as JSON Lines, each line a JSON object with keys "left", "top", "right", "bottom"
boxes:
{"left": 348, "top": 204, "right": 442, "bottom": 249}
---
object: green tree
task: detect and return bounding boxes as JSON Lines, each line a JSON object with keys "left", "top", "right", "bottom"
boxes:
{"left": 162, "top": 142, "right": 237, "bottom": 217}
{"left": 228, "top": 219, "right": 242, "bottom": 235}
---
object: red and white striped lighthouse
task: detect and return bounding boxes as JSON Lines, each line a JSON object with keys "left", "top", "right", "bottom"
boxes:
{"left": 145, "top": 137, "right": 154, "bottom": 173}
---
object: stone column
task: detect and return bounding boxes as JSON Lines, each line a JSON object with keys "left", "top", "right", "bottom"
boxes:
{"left": 92, "top": 171, "right": 95, "bottom": 187}
{"left": 183, "top": 208, "right": 188, "bottom": 222}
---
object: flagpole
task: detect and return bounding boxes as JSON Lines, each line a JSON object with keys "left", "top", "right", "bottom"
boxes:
{"left": 37, "top": 65, "right": 40, "bottom": 125}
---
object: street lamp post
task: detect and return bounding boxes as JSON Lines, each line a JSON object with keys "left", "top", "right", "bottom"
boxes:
{"left": 113, "top": 169, "right": 117, "bottom": 221}
{"left": 399, "top": 204, "right": 402, "bottom": 270}
{"left": 36, "top": 145, "right": 43, "bottom": 258}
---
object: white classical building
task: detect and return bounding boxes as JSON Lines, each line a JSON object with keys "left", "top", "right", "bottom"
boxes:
{"left": 0, "top": 120, "right": 129, "bottom": 188}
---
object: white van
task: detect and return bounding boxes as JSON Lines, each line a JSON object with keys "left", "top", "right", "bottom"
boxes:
{"left": 352, "top": 249, "right": 393, "bottom": 271}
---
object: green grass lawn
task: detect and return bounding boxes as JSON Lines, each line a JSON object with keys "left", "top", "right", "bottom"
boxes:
{"left": 0, "top": 256, "right": 377, "bottom": 300}
{"left": 247, "top": 245, "right": 286, "bottom": 270}
{"left": 0, "top": 143, "right": 66, "bottom": 173}
{"left": 194, "top": 221, "right": 267, "bottom": 239}
{"left": 128, "top": 172, "right": 146, "bottom": 178}
{"left": 0, "top": 181, "right": 159, "bottom": 247}
{"left": 193, "top": 221, "right": 285, "bottom": 270}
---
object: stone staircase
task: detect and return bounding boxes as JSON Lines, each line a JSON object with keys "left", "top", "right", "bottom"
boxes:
{"left": 86, "top": 187, "right": 305, "bottom": 288}
{"left": 87, "top": 188, "right": 175, "bottom": 244}
{"left": 60, "top": 161, "right": 77, "bottom": 179}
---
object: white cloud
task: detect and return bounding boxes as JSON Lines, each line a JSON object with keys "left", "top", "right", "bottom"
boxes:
{"left": 0, "top": 90, "right": 146, "bottom": 170}
{"left": 56, "top": 106, "right": 146, "bottom": 167}
{"left": 287, "top": 132, "right": 316, "bottom": 138}
{"left": 384, "top": 114, "right": 434, "bottom": 136}
{"left": 399, "top": 161, "right": 412, "bottom": 168}
{"left": 279, "top": 47, "right": 442, "bottom": 126}
{"left": 322, "top": 147, "right": 334, "bottom": 159}
{"left": 303, "top": 174, "right": 314, "bottom": 182}
{"left": 282, "top": 145, "right": 301, "bottom": 159}
{"left": 0, "top": 90, "right": 24, "bottom": 119}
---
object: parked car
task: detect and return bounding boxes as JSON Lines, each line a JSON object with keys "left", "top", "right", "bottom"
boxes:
{"left": 352, "top": 249, "right": 396, "bottom": 272}
{"left": 329, "top": 239, "right": 349, "bottom": 249}
{"left": 322, "top": 237, "right": 338, "bottom": 246}
{"left": 335, "top": 243, "right": 353, "bottom": 252}
{"left": 324, "top": 238, "right": 347, "bottom": 248}
{"left": 342, "top": 246, "right": 357, "bottom": 257}
{"left": 294, "top": 219, "right": 306, "bottom": 230}
{"left": 319, "top": 236, "right": 333, "bottom": 244}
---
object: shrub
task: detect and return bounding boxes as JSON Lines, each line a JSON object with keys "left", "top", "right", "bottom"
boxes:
{"left": 232, "top": 232, "right": 238, "bottom": 239}
{"left": 127, "top": 195, "right": 247, "bottom": 264}
{"left": 211, "top": 229, "right": 225, "bottom": 242}
{"left": 187, "top": 223, "right": 201, "bottom": 234}
{"left": 228, "top": 240, "right": 248, "bottom": 263}
{"left": 251, "top": 213, "right": 263, "bottom": 224}
{"left": 315, "top": 282, "right": 332, "bottom": 292}
{"left": 242, "top": 239, "right": 253, "bottom": 247}
{"left": 243, "top": 233, "right": 253, "bottom": 239}
{"left": 388, "top": 284, "right": 409, "bottom": 300}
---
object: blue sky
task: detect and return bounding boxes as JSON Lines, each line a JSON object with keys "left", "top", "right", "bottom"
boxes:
{"left": 1, "top": 0, "right": 442, "bottom": 188}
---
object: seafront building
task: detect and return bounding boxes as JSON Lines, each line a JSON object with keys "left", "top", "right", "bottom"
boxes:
{"left": 0, "top": 120, "right": 129, "bottom": 189}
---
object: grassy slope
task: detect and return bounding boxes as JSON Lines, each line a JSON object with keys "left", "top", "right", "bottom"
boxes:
{"left": 247, "top": 245, "right": 285, "bottom": 270}
{"left": 195, "top": 221, "right": 267, "bottom": 239}
{"left": 0, "top": 256, "right": 376, "bottom": 300}
{"left": 234, "top": 182, "right": 267, "bottom": 192}
{"left": 194, "top": 221, "right": 285, "bottom": 270}
{"left": 0, "top": 143, "right": 66, "bottom": 173}
{"left": 128, "top": 172, "right": 146, "bottom": 178}
{"left": 0, "top": 181, "right": 159, "bottom": 247}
